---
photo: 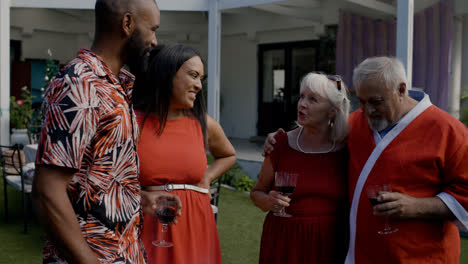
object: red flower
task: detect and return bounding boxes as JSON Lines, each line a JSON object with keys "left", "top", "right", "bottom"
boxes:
{"left": 16, "top": 100, "right": 23, "bottom": 106}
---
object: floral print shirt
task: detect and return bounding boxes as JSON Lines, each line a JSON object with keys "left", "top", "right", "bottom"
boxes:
{"left": 36, "top": 48, "right": 145, "bottom": 264}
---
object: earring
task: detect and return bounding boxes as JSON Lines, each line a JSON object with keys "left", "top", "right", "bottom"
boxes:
{"left": 328, "top": 119, "right": 334, "bottom": 128}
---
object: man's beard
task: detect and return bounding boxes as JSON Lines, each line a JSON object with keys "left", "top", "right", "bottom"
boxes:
{"left": 367, "top": 118, "right": 390, "bottom": 132}
{"left": 125, "top": 30, "right": 150, "bottom": 74}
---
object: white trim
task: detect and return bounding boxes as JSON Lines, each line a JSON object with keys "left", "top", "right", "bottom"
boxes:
{"left": 0, "top": 0, "right": 10, "bottom": 145}
{"left": 373, "top": 131, "right": 382, "bottom": 146}
{"left": 448, "top": 16, "right": 463, "bottom": 119}
{"left": 219, "top": 0, "right": 286, "bottom": 10}
{"left": 11, "top": 0, "right": 210, "bottom": 11}
{"left": 207, "top": 0, "right": 221, "bottom": 122}
{"left": 437, "top": 192, "right": 468, "bottom": 231}
{"left": 11, "top": 0, "right": 95, "bottom": 9}
{"left": 277, "top": 0, "right": 321, "bottom": 8}
{"left": 396, "top": 0, "right": 414, "bottom": 89}
{"left": 345, "top": 93, "right": 432, "bottom": 264}
{"left": 251, "top": 4, "right": 323, "bottom": 21}
{"left": 346, "top": 0, "right": 396, "bottom": 15}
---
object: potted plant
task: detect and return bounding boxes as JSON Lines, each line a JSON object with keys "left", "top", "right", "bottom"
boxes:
{"left": 10, "top": 86, "right": 34, "bottom": 145}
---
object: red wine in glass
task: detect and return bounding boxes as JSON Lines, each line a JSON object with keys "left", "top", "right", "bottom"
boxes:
{"left": 366, "top": 184, "right": 398, "bottom": 235}
{"left": 274, "top": 172, "right": 298, "bottom": 217}
{"left": 277, "top": 186, "right": 295, "bottom": 195}
{"left": 156, "top": 207, "right": 177, "bottom": 224}
{"left": 368, "top": 197, "right": 384, "bottom": 206}
{"left": 153, "top": 199, "right": 178, "bottom": 247}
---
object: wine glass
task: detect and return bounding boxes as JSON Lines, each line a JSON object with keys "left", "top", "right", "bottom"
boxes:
{"left": 366, "top": 184, "right": 398, "bottom": 235}
{"left": 274, "top": 172, "right": 298, "bottom": 217}
{"left": 152, "top": 198, "right": 178, "bottom": 247}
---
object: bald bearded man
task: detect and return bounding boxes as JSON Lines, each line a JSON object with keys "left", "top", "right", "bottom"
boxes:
{"left": 32, "top": 1, "right": 181, "bottom": 263}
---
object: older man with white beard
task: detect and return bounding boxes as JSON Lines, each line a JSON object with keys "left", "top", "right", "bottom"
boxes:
{"left": 345, "top": 56, "right": 468, "bottom": 264}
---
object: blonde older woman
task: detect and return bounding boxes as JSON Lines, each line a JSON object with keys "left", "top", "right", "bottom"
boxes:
{"left": 251, "top": 73, "right": 350, "bottom": 264}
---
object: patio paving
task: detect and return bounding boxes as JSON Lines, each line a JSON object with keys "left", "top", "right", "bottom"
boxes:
{"left": 229, "top": 138, "right": 264, "bottom": 180}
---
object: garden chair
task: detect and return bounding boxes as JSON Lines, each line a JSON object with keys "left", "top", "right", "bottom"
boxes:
{"left": 27, "top": 124, "right": 42, "bottom": 144}
{"left": 210, "top": 178, "right": 221, "bottom": 223}
{"left": 0, "top": 144, "right": 32, "bottom": 234}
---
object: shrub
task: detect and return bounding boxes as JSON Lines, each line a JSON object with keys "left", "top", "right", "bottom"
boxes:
{"left": 233, "top": 175, "right": 255, "bottom": 192}
{"left": 10, "top": 86, "right": 34, "bottom": 129}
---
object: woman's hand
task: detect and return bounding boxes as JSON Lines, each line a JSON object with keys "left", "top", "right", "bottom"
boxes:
{"left": 197, "top": 179, "right": 211, "bottom": 190}
{"left": 267, "top": 190, "right": 291, "bottom": 212}
{"left": 141, "top": 190, "right": 183, "bottom": 224}
{"left": 197, "top": 179, "right": 212, "bottom": 199}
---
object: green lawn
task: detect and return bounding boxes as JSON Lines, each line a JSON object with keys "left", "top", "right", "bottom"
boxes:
{"left": 217, "top": 187, "right": 267, "bottom": 264}
{"left": 0, "top": 180, "right": 467, "bottom": 264}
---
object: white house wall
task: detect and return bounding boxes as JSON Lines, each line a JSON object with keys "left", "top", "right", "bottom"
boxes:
{"left": 11, "top": 27, "right": 90, "bottom": 63}
{"left": 9, "top": 7, "right": 328, "bottom": 139}
{"left": 10, "top": 8, "right": 94, "bottom": 62}
{"left": 9, "top": 2, "right": 468, "bottom": 141}
{"left": 220, "top": 34, "right": 257, "bottom": 138}
{"left": 10, "top": 9, "right": 209, "bottom": 63}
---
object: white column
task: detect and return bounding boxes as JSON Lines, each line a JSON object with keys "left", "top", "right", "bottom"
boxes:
{"left": 396, "top": 0, "right": 414, "bottom": 89}
{"left": 461, "top": 15, "right": 468, "bottom": 122}
{"left": 207, "top": 0, "right": 221, "bottom": 122}
{"left": 449, "top": 16, "right": 463, "bottom": 119}
{"left": 0, "top": 0, "right": 10, "bottom": 145}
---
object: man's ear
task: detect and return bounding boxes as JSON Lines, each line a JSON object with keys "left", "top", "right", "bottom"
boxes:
{"left": 398, "top": 82, "right": 407, "bottom": 96}
{"left": 121, "top": 12, "right": 134, "bottom": 38}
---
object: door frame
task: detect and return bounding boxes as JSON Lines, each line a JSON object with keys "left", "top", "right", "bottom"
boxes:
{"left": 257, "top": 40, "right": 320, "bottom": 136}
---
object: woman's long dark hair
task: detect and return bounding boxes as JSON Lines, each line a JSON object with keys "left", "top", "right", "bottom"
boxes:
{"left": 132, "top": 44, "right": 207, "bottom": 145}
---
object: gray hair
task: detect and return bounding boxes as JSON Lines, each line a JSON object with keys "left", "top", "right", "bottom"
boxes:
{"left": 353, "top": 56, "right": 408, "bottom": 95}
{"left": 299, "top": 73, "right": 350, "bottom": 145}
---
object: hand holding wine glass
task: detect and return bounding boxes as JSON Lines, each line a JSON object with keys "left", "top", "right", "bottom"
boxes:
{"left": 274, "top": 172, "right": 298, "bottom": 217}
{"left": 366, "top": 184, "right": 398, "bottom": 235}
{"left": 152, "top": 197, "right": 178, "bottom": 247}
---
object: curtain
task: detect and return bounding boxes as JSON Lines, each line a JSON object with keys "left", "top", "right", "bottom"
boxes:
{"left": 336, "top": 0, "right": 453, "bottom": 111}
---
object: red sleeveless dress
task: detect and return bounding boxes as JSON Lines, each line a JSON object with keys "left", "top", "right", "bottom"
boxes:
{"left": 259, "top": 132, "right": 349, "bottom": 264}
{"left": 136, "top": 111, "right": 221, "bottom": 264}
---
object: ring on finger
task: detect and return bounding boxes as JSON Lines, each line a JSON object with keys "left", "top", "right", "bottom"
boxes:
{"left": 273, "top": 204, "right": 280, "bottom": 210}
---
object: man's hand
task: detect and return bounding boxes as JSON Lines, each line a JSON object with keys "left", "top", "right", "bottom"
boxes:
{"left": 262, "top": 128, "right": 285, "bottom": 156}
{"left": 373, "top": 192, "right": 454, "bottom": 220}
{"left": 141, "top": 191, "right": 182, "bottom": 222}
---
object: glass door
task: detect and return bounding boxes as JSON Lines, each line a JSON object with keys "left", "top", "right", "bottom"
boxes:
{"left": 257, "top": 41, "right": 319, "bottom": 136}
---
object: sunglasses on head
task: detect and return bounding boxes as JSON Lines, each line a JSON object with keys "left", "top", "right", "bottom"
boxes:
{"left": 326, "top": 75, "right": 342, "bottom": 91}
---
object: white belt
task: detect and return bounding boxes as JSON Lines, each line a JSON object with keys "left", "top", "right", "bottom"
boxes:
{"left": 142, "top": 183, "right": 209, "bottom": 194}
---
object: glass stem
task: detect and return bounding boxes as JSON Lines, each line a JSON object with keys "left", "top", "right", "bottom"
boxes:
{"left": 161, "top": 224, "right": 168, "bottom": 242}
{"left": 383, "top": 216, "right": 391, "bottom": 231}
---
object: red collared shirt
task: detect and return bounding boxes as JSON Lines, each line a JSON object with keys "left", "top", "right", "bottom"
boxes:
{"left": 36, "top": 48, "right": 145, "bottom": 263}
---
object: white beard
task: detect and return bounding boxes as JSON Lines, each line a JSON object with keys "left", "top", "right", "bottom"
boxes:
{"left": 367, "top": 118, "right": 390, "bottom": 132}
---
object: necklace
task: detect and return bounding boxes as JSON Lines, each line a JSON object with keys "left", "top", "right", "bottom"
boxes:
{"left": 296, "top": 126, "right": 335, "bottom": 154}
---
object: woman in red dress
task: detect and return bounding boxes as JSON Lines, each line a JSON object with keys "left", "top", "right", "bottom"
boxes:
{"left": 132, "top": 44, "right": 236, "bottom": 264}
{"left": 251, "top": 73, "right": 350, "bottom": 263}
